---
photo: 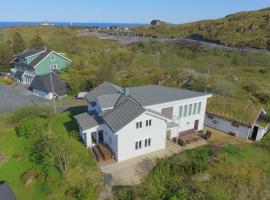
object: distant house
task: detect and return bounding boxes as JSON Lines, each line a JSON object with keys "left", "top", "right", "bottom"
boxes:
{"left": 75, "top": 82, "right": 211, "bottom": 162}
{"left": 204, "top": 96, "right": 269, "bottom": 141}
{"left": 10, "top": 49, "right": 71, "bottom": 85}
{"left": 0, "top": 181, "right": 17, "bottom": 200}
{"left": 29, "top": 73, "right": 67, "bottom": 100}
{"left": 151, "top": 19, "right": 162, "bottom": 26}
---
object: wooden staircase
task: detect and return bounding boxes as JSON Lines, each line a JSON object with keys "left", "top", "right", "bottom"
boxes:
{"left": 92, "top": 143, "right": 113, "bottom": 163}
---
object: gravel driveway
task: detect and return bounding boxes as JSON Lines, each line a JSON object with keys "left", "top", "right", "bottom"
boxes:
{"left": 0, "top": 83, "right": 49, "bottom": 113}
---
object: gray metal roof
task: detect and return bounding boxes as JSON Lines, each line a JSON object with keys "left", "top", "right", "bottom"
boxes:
{"left": 28, "top": 51, "right": 51, "bottom": 68}
{"left": 75, "top": 111, "right": 104, "bottom": 131}
{"left": 102, "top": 95, "right": 145, "bottom": 132}
{"left": 16, "top": 49, "right": 44, "bottom": 58}
{"left": 0, "top": 182, "right": 17, "bottom": 200}
{"left": 85, "top": 81, "right": 123, "bottom": 103}
{"left": 96, "top": 93, "right": 121, "bottom": 110}
{"left": 128, "top": 85, "right": 208, "bottom": 106}
{"left": 29, "top": 73, "right": 67, "bottom": 96}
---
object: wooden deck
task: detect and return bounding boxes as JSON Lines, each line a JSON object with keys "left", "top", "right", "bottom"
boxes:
{"left": 92, "top": 143, "right": 114, "bottom": 163}
{"left": 178, "top": 130, "right": 205, "bottom": 146}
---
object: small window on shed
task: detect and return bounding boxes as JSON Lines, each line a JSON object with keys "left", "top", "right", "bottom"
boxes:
{"left": 51, "top": 55, "right": 55, "bottom": 61}
{"left": 231, "top": 121, "right": 240, "bottom": 127}
{"left": 207, "top": 115, "right": 214, "bottom": 119}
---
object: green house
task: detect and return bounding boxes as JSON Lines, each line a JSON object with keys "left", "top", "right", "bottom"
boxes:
{"left": 10, "top": 49, "right": 71, "bottom": 84}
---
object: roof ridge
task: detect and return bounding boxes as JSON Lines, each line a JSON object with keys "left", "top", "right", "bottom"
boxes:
{"left": 102, "top": 95, "right": 128, "bottom": 117}
{"left": 104, "top": 81, "right": 122, "bottom": 92}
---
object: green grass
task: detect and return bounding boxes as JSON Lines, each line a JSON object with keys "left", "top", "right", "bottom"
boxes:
{"left": 0, "top": 109, "right": 101, "bottom": 200}
{"left": 133, "top": 7, "right": 270, "bottom": 49}
{"left": 114, "top": 139, "right": 270, "bottom": 200}
{"left": 0, "top": 116, "right": 48, "bottom": 199}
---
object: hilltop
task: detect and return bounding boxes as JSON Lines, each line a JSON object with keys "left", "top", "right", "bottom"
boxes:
{"left": 134, "top": 7, "right": 270, "bottom": 49}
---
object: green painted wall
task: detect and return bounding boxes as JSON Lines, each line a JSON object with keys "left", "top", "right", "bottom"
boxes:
{"left": 35, "top": 52, "right": 70, "bottom": 75}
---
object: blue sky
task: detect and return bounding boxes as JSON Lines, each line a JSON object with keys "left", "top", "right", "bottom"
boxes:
{"left": 0, "top": 0, "right": 269, "bottom": 24}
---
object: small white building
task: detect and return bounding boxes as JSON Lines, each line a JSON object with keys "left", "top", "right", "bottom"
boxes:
{"left": 75, "top": 82, "right": 211, "bottom": 162}
{"left": 204, "top": 96, "right": 269, "bottom": 141}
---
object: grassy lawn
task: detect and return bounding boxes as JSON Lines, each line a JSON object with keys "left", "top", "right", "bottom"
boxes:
{"left": 0, "top": 116, "right": 48, "bottom": 199}
{"left": 0, "top": 108, "right": 101, "bottom": 200}
{"left": 114, "top": 133, "right": 270, "bottom": 200}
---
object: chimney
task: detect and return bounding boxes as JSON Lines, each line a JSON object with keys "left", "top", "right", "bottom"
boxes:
{"left": 124, "top": 88, "right": 129, "bottom": 96}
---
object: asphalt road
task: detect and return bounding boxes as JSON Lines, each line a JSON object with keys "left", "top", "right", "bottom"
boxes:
{"left": 0, "top": 83, "right": 49, "bottom": 113}
{"left": 78, "top": 29, "right": 270, "bottom": 55}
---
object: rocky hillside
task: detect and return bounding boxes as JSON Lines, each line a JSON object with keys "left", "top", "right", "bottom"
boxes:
{"left": 134, "top": 8, "right": 270, "bottom": 49}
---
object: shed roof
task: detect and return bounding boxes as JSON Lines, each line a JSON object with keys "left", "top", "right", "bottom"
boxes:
{"left": 16, "top": 49, "right": 44, "bottom": 58}
{"left": 74, "top": 111, "right": 104, "bottom": 131}
{"left": 30, "top": 73, "right": 67, "bottom": 96}
{"left": 128, "top": 85, "right": 209, "bottom": 106}
{"left": 0, "top": 182, "right": 17, "bottom": 200}
{"left": 206, "top": 95, "right": 262, "bottom": 127}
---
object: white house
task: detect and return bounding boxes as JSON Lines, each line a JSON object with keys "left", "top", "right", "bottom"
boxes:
{"left": 75, "top": 82, "right": 212, "bottom": 162}
{"left": 204, "top": 96, "right": 269, "bottom": 141}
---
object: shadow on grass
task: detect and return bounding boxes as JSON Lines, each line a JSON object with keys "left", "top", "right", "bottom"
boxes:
{"left": 63, "top": 105, "right": 88, "bottom": 144}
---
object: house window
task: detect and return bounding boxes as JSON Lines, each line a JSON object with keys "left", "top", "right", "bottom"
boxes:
{"left": 188, "top": 104, "right": 192, "bottom": 116}
{"left": 193, "top": 103, "right": 197, "bottom": 115}
{"left": 145, "top": 138, "right": 152, "bottom": 147}
{"left": 148, "top": 138, "right": 151, "bottom": 146}
{"left": 135, "top": 140, "right": 142, "bottom": 150}
{"left": 197, "top": 102, "right": 202, "bottom": 114}
{"left": 135, "top": 142, "right": 138, "bottom": 150}
{"left": 50, "top": 64, "right": 58, "bottom": 69}
{"left": 136, "top": 122, "right": 142, "bottom": 129}
{"left": 207, "top": 115, "right": 214, "bottom": 119}
{"left": 51, "top": 55, "right": 55, "bottom": 61}
{"left": 232, "top": 121, "right": 240, "bottom": 127}
{"left": 146, "top": 119, "right": 152, "bottom": 127}
{"left": 139, "top": 141, "right": 142, "bottom": 149}
{"left": 184, "top": 105, "right": 188, "bottom": 117}
{"left": 179, "top": 106, "right": 183, "bottom": 118}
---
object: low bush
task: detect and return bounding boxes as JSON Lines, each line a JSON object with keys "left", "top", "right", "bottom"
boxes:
{"left": 16, "top": 117, "right": 48, "bottom": 138}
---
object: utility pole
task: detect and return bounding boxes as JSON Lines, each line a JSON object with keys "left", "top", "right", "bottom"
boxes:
{"left": 204, "top": 65, "right": 211, "bottom": 93}
{"left": 50, "top": 69, "right": 57, "bottom": 115}
{"left": 245, "top": 49, "right": 248, "bottom": 68}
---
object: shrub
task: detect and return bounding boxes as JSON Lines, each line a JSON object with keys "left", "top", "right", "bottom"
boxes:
{"left": 176, "top": 147, "right": 212, "bottom": 176}
{"left": 9, "top": 106, "right": 52, "bottom": 125}
{"left": 255, "top": 92, "right": 270, "bottom": 104}
{"left": 223, "top": 144, "right": 239, "bottom": 155}
{"left": 16, "top": 117, "right": 48, "bottom": 138}
{"left": 21, "top": 168, "right": 40, "bottom": 186}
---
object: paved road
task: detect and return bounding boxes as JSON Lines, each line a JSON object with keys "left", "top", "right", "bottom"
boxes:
{"left": 78, "top": 29, "right": 270, "bottom": 55}
{"left": 0, "top": 83, "right": 88, "bottom": 114}
{"left": 0, "top": 83, "right": 49, "bottom": 113}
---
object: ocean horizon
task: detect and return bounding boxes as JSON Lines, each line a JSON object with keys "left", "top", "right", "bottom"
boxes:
{"left": 0, "top": 21, "right": 145, "bottom": 28}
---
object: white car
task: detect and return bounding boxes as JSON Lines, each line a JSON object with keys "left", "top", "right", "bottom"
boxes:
{"left": 76, "top": 92, "right": 88, "bottom": 99}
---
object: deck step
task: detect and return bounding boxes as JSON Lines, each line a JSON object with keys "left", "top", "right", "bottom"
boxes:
{"left": 93, "top": 146, "right": 104, "bottom": 162}
{"left": 97, "top": 143, "right": 113, "bottom": 161}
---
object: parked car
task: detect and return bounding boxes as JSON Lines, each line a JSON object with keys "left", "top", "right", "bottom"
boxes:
{"left": 76, "top": 92, "right": 88, "bottom": 99}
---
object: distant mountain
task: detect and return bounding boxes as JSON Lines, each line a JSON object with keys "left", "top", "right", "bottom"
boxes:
{"left": 134, "top": 8, "right": 270, "bottom": 49}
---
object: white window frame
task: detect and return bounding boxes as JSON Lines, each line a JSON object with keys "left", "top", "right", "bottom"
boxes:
{"left": 146, "top": 119, "right": 152, "bottom": 127}
{"left": 136, "top": 121, "right": 142, "bottom": 129}
{"left": 51, "top": 54, "right": 56, "bottom": 61}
